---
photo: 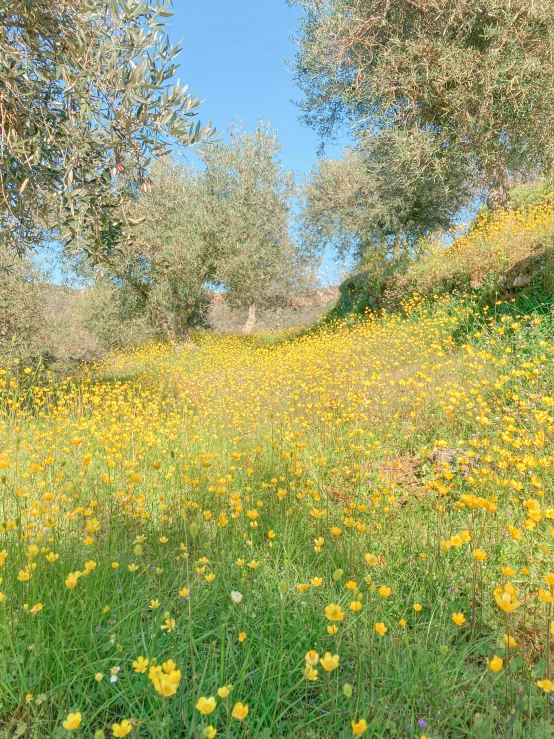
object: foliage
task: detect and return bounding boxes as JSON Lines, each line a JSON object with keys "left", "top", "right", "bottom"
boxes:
{"left": 290, "top": 0, "right": 554, "bottom": 209}
{"left": 0, "top": 249, "right": 46, "bottom": 361}
{"left": 301, "top": 128, "right": 471, "bottom": 266}
{"left": 98, "top": 159, "right": 214, "bottom": 346}
{"left": 78, "top": 279, "right": 160, "bottom": 352}
{"left": 100, "top": 123, "right": 316, "bottom": 342}
{"left": 201, "top": 122, "right": 317, "bottom": 315}
{"left": 0, "top": 0, "right": 213, "bottom": 257}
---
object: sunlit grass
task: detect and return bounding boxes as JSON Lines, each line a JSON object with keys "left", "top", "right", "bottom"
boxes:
{"left": 1, "top": 293, "right": 554, "bottom": 737}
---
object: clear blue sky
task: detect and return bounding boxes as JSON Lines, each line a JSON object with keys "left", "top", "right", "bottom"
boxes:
{"left": 168, "top": 0, "right": 344, "bottom": 176}
{"left": 167, "top": 1, "right": 348, "bottom": 282}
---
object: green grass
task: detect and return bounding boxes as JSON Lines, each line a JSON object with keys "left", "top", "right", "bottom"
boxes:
{"left": 1, "top": 294, "right": 554, "bottom": 738}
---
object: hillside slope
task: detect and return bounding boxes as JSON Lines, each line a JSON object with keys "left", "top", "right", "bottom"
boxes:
{"left": 336, "top": 187, "right": 554, "bottom": 318}
{"left": 2, "top": 222, "right": 554, "bottom": 734}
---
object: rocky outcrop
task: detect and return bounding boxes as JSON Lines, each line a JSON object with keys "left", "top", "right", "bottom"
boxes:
{"left": 503, "top": 248, "right": 554, "bottom": 290}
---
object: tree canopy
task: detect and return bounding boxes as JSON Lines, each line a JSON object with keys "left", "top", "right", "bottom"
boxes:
{"left": 290, "top": 0, "right": 554, "bottom": 210}
{"left": 201, "top": 123, "right": 316, "bottom": 321}
{"left": 91, "top": 123, "right": 315, "bottom": 343}
{"left": 301, "top": 127, "right": 471, "bottom": 265}
{"left": 1, "top": 0, "right": 214, "bottom": 256}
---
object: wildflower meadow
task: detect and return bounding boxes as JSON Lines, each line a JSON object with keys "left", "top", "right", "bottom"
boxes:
{"left": 2, "top": 263, "right": 554, "bottom": 737}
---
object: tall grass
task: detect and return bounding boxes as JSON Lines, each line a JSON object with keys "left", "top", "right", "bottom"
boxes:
{"left": 1, "top": 292, "right": 554, "bottom": 737}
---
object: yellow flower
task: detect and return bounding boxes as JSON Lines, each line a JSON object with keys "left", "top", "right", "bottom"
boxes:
{"left": 217, "top": 685, "right": 230, "bottom": 698}
{"left": 487, "top": 655, "right": 503, "bottom": 672}
{"left": 399, "top": 619, "right": 407, "bottom": 627}
{"left": 503, "top": 634, "right": 517, "bottom": 648}
{"left": 310, "top": 577, "right": 323, "bottom": 587}
{"left": 162, "top": 659, "right": 177, "bottom": 674}
{"left": 161, "top": 617, "right": 175, "bottom": 633}
{"left": 351, "top": 718, "right": 368, "bottom": 735}
{"left": 17, "top": 570, "right": 31, "bottom": 582}
{"left": 346, "top": 580, "right": 357, "bottom": 590}
{"left": 378, "top": 585, "right": 391, "bottom": 598}
{"left": 303, "top": 665, "right": 318, "bottom": 680}
{"left": 493, "top": 583, "right": 520, "bottom": 613}
{"left": 150, "top": 599, "right": 160, "bottom": 609}
{"left": 203, "top": 727, "right": 217, "bottom": 739}
{"left": 111, "top": 562, "right": 119, "bottom": 569}
{"left": 231, "top": 702, "right": 249, "bottom": 721}
{"left": 350, "top": 600, "right": 363, "bottom": 612}
{"left": 413, "top": 603, "right": 422, "bottom": 612}
{"left": 149, "top": 665, "right": 181, "bottom": 697}
{"left": 95, "top": 673, "right": 104, "bottom": 682}
{"left": 65, "top": 571, "right": 80, "bottom": 589}
{"left": 133, "top": 656, "right": 149, "bottom": 673}
{"left": 538, "top": 588, "right": 554, "bottom": 603}
{"left": 374, "top": 622, "right": 387, "bottom": 636}
{"left": 473, "top": 549, "right": 487, "bottom": 561}
{"left": 325, "top": 603, "right": 345, "bottom": 621}
{"left": 451, "top": 612, "right": 466, "bottom": 626}
{"left": 238, "top": 631, "right": 247, "bottom": 642}
{"left": 179, "top": 587, "right": 190, "bottom": 598}
{"left": 327, "top": 624, "right": 339, "bottom": 635}
{"left": 320, "top": 652, "right": 340, "bottom": 671}
{"left": 62, "top": 712, "right": 82, "bottom": 730}
{"left": 196, "top": 696, "right": 217, "bottom": 715}
{"left": 297, "top": 583, "right": 310, "bottom": 592}
{"left": 112, "top": 719, "right": 133, "bottom": 737}
{"left": 537, "top": 679, "right": 554, "bottom": 692}
{"left": 29, "top": 602, "right": 43, "bottom": 614}
{"left": 305, "top": 650, "right": 319, "bottom": 666}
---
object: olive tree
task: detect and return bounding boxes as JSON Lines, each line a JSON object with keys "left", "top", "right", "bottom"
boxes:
{"left": 202, "top": 122, "right": 317, "bottom": 333}
{"left": 97, "top": 160, "right": 216, "bottom": 348}
{"left": 95, "top": 124, "right": 316, "bottom": 344}
{"left": 290, "top": 0, "right": 554, "bottom": 210}
{"left": 1, "top": 0, "right": 213, "bottom": 256}
{"left": 301, "top": 127, "right": 471, "bottom": 267}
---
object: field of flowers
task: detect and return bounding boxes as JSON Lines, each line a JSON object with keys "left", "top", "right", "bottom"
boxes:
{"left": 1, "top": 293, "right": 554, "bottom": 738}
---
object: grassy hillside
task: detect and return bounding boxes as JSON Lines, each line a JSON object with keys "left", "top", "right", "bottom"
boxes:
{"left": 1, "top": 215, "right": 554, "bottom": 737}
{"left": 334, "top": 187, "right": 554, "bottom": 320}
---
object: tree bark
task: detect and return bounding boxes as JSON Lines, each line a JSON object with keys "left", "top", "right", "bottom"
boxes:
{"left": 392, "top": 231, "right": 402, "bottom": 261}
{"left": 150, "top": 304, "right": 194, "bottom": 352}
{"left": 242, "top": 304, "right": 256, "bottom": 334}
{"left": 486, "top": 162, "right": 511, "bottom": 212}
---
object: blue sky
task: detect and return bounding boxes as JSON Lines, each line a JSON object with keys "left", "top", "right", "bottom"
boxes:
{"left": 168, "top": 0, "right": 344, "bottom": 176}
{"left": 167, "top": 0, "right": 348, "bottom": 282}
{"left": 48, "top": 1, "right": 349, "bottom": 285}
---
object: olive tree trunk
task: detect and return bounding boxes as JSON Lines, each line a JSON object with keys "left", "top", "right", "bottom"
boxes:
{"left": 242, "top": 304, "right": 256, "bottom": 334}
{"left": 486, "top": 162, "right": 511, "bottom": 212}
